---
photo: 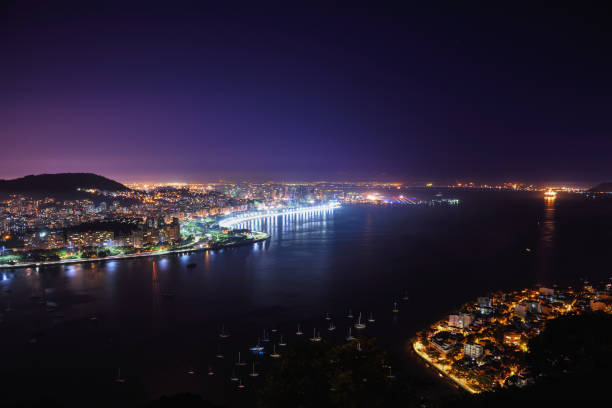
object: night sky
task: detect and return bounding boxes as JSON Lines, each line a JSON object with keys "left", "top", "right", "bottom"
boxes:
{"left": 2, "top": 2, "right": 611, "bottom": 183}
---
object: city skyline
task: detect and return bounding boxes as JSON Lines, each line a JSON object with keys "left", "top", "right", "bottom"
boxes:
{"left": 3, "top": 2, "right": 612, "bottom": 182}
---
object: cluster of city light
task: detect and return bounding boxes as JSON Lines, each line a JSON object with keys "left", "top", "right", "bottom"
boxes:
{"left": 218, "top": 202, "right": 341, "bottom": 228}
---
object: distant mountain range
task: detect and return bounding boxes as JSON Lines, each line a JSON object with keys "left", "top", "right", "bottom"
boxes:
{"left": 588, "top": 182, "right": 612, "bottom": 193}
{"left": 0, "top": 173, "right": 129, "bottom": 197}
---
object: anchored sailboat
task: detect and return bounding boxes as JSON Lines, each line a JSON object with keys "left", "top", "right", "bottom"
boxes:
{"left": 346, "top": 327, "right": 354, "bottom": 341}
{"left": 270, "top": 344, "right": 280, "bottom": 358}
{"left": 235, "top": 351, "right": 247, "bottom": 366}
{"left": 115, "top": 368, "right": 125, "bottom": 383}
{"left": 310, "top": 328, "right": 322, "bottom": 342}
{"left": 249, "top": 361, "right": 259, "bottom": 377}
{"left": 219, "top": 324, "right": 230, "bottom": 338}
{"left": 354, "top": 312, "right": 366, "bottom": 329}
{"left": 278, "top": 334, "right": 287, "bottom": 346}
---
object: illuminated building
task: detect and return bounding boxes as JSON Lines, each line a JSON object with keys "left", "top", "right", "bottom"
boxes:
{"left": 449, "top": 313, "right": 473, "bottom": 329}
{"left": 464, "top": 343, "right": 484, "bottom": 359}
{"left": 503, "top": 331, "right": 522, "bottom": 347}
{"left": 66, "top": 231, "right": 114, "bottom": 248}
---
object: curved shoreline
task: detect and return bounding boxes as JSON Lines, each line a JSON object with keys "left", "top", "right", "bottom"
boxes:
{"left": 412, "top": 341, "right": 478, "bottom": 394}
{"left": 0, "top": 234, "right": 270, "bottom": 270}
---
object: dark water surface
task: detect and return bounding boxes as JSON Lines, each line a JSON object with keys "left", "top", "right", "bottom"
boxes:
{"left": 1, "top": 190, "right": 611, "bottom": 406}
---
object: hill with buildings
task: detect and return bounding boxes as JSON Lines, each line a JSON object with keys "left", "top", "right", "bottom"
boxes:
{"left": 0, "top": 173, "right": 129, "bottom": 198}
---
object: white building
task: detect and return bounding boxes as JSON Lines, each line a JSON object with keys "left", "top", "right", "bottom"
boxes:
{"left": 464, "top": 343, "right": 484, "bottom": 359}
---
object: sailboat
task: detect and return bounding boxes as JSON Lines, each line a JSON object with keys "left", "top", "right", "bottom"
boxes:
{"left": 230, "top": 369, "right": 239, "bottom": 382}
{"left": 115, "top": 368, "right": 125, "bottom": 383}
{"left": 219, "top": 324, "right": 230, "bottom": 339}
{"left": 296, "top": 324, "right": 303, "bottom": 336}
{"left": 249, "top": 361, "right": 259, "bottom": 377}
{"left": 250, "top": 338, "right": 264, "bottom": 353}
{"left": 387, "top": 366, "right": 395, "bottom": 379}
{"left": 346, "top": 327, "right": 354, "bottom": 341}
{"left": 235, "top": 352, "right": 247, "bottom": 366}
{"left": 215, "top": 343, "right": 225, "bottom": 359}
{"left": 392, "top": 301, "right": 399, "bottom": 313}
{"left": 325, "top": 312, "right": 331, "bottom": 320}
{"left": 262, "top": 329, "right": 270, "bottom": 342}
{"left": 207, "top": 365, "right": 215, "bottom": 376}
{"left": 402, "top": 290, "right": 409, "bottom": 301}
{"left": 347, "top": 309, "right": 354, "bottom": 319}
{"left": 367, "top": 312, "right": 375, "bottom": 323}
{"left": 356, "top": 342, "right": 362, "bottom": 352}
{"left": 237, "top": 379, "right": 246, "bottom": 389}
{"left": 278, "top": 335, "right": 287, "bottom": 346}
{"left": 270, "top": 344, "right": 281, "bottom": 358}
{"left": 328, "top": 322, "right": 336, "bottom": 331}
{"left": 310, "top": 328, "right": 322, "bottom": 342}
{"left": 354, "top": 313, "right": 366, "bottom": 329}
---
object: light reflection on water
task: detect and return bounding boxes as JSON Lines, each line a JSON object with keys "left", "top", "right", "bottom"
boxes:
{"left": 536, "top": 197, "right": 556, "bottom": 283}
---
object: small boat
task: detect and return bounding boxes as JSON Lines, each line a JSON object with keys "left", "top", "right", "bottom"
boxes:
{"left": 207, "top": 366, "right": 215, "bottom": 376}
{"left": 46, "top": 301, "right": 58, "bottom": 311}
{"left": 356, "top": 342, "right": 362, "bottom": 352}
{"left": 346, "top": 328, "right": 354, "bottom": 341}
{"left": 354, "top": 313, "right": 366, "bottom": 329}
{"left": 249, "top": 361, "right": 259, "bottom": 377}
{"left": 219, "top": 324, "right": 230, "bottom": 339}
{"left": 115, "top": 368, "right": 125, "bottom": 383}
{"left": 230, "top": 369, "right": 239, "bottom": 382}
{"left": 347, "top": 309, "right": 354, "bottom": 319}
{"left": 278, "top": 335, "right": 287, "bottom": 346}
{"left": 270, "top": 344, "right": 281, "bottom": 359}
{"left": 328, "top": 322, "right": 336, "bottom": 331}
{"left": 296, "top": 324, "right": 303, "bottom": 336}
{"left": 325, "top": 312, "right": 331, "bottom": 320}
{"left": 402, "top": 291, "right": 409, "bottom": 301}
{"left": 237, "top": 379, "right": 246, "bottom": 389}
{"left": 250, "top": 338, "right": 264, "bottom": 353}
{"left": 367, "top": 312, "right": 375, "bottom": 323}
{"left": 310, "top": 328, "right": 322, "bottom": 342}
{"left": 235, "top": 352, "right": 247, "bottom": 366}
{"left": 215, "top": 344, "right": 224, "bottom": 359}
{"left": 187, "top": 369, "right": 195, "bottom": 375}
{"left": 262, "top": 329, "right": 270, "bottom": 342}
{"left": 387, "top": 367, "right": 395, "bottom": 379}
{"left": 392, "top": 301, "right": 399, "bottom": 313}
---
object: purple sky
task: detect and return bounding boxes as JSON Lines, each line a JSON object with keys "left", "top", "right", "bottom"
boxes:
{"left": 2, "top": 2, "right": 612, "bottom": 183}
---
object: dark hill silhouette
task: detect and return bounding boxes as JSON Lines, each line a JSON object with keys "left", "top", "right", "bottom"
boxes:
{"left": 0, "top": 173, "right": 129, "bottom": 197}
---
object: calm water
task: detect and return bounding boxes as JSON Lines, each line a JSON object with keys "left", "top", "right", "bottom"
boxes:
{"left": 1, "top": 190, "right": 611, "bottom": 406}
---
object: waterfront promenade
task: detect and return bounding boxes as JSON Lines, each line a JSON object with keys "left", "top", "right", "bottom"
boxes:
{"left": 0, "top": 233, "right": 269, "bottom": 270}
